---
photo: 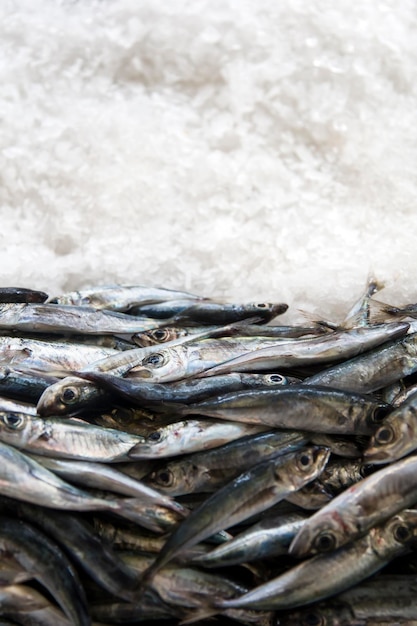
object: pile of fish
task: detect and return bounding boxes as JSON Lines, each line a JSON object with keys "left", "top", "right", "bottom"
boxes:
{"left": 1, "top": 282, "right": 417, "bottom": 624}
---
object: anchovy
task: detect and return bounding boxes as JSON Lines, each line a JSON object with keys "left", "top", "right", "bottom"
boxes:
{"left": 289, "top": 454, "right": 417, "bottom": 559}
{"left": 0, "top": 366, "right": 59, "bottom": 404}
{"left": 0, "top": 584, "right": 71, "bottom": 625}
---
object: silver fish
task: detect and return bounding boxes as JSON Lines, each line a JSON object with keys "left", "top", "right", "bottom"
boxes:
{"left": 177, "top": 386, "right": 387, "bottom": 435}
{"left": 289, "top": 454, "right": 417, "bottom": 559}
{"left": 48, "top": 284, "right": 203, "bottom": 310}
{"left": 0, "top": 412, "right": 147, "bottom": 462}
{"left": 215, "top": 509, "right": 417, "bottom": 611}
{"left": 128, "top": 418, "right": 268, "bottom": 459}
{"left": 365, "top": 388, "right": 417, "bottom": 463}
{"left": 141, "top": 446, "right": 330, "bottom": 585}
{"left": 195, "top": 323, "right": 409, "bottom": 377}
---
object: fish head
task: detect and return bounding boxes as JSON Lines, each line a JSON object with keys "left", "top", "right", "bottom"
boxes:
{"left": 288, "top": 507, "right": 351, "bottom": 558}
{"left": 36, "top": 376, "right": 96, "bottom": 416}
{"left": 364, "top": 415, "right": 413, "bottom": 464}
{"left": 372, "top": 508, "right": 417, "bottom": 555}
{"left": 0, "top": 411, "right": 31, "bottom": 446}
{"left": 130, "top": 346, "right": 188, "bottom": 383}
{"left": 145, "top": 461, "right": 198, "bottom": 495}
{"left": 291, "top": 446, "right": 331, "bottom": 482}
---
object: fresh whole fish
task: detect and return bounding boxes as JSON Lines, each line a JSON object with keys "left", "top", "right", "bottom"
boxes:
{"left": 289, "top": 453, "right": 417, "bottom": 559}
{"left": 195, "top": 323, "right": 409, "bottom": 377}
{"left": 0, "top": 412, "right": 147, "bottom": 462}
{"left": 177, "top": 386, "right": 387, "bottom": 435}
{"left": 213, "top": 509, "right": 417, "bottom": 612}
{"left": 47, "top": 284, "right": 204, "bottom": 311}
{"left": 140, "top": 446, "right": 330, "bottom": 585}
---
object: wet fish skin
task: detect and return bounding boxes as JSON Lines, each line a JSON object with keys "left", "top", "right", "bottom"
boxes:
{"left": 196, "top": 323, "right": 410, "bottom": 377}
{"left": 133, "top": 323, "right": 327, "bottom": 347}
{"left": 167, "top": 301, "right": 288, "bottom": 325}
{"left": 2, "top": 499, "right": 140, "bottom": 602}
{"left": 0, "top": 584, "right": 72, "bottom": 625}
{"left": 215, "top": 509, "right": 417, "bottom": 612}
{"left": 141, "top": 446, "right": 330, "bottom": 584}
{"left": 0, "top": 411, "right": 147, "bottom": 462}
{"left": 193, "top": 511, "right": 308, "bottom": 568}
{"left": 48, "top": 284, "right": 203, "bottom": 311}
{"left": 128, "top": 418, "right": 268, "bottom": 460}
{"left": 0, "top": 366, "right": 59, "bottom": 405}
{"left": 144, "top": 430, "right": 309, "bottom": 496}
{"left": 0, "top": 515, "right": 90, "bottom": 626}
{"left": 74, "top": 370, "right": 300, "bottom": 410}
{"left": 304, "top": 332, "right": 417, "bottom": 393}
{"left": 178, "top": 386, "right": 387, "bottom": 436}
{"left": 289, "top": 453, "right": 417, "bottom": 559}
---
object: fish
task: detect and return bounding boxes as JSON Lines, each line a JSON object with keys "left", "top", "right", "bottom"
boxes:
{"left": 304, "top": 332, "right": 417, "bottom": 393}
{"left": 144, "top": 430, "right": 309, "bottom": 496}
{"left": 192, "top": 511, "right": 308, "bottom": 568}
{"left": 194, "top": 323, "right": 410, "bottom": 377}
{"left": 0, "top": 412, "right": 147, "bottom": 462}
{"left": 289, "top": 454, "right": 417, "bottom": 559}
{"left": 128, "top": 418, "right": 268, "bottom": 459}
{"left": 140, "top": 446, "right": 330, "bottom": 585}
{"left": 177, "top": 386, "right": 387, "bottom": 435}
{"left": 74, "top": 370, "right": 300, "bottom": 409}
{"left": 48, "top": 284, "right": 204, "bottom": 310}
{"left": 214, "top": 509, "right": 417, "bottom": 611}
{"left": 364, "top": 388, "right": 417, "bottom": 463}
{"left": 0, "top": 516, "right": 90, "bottom": 625}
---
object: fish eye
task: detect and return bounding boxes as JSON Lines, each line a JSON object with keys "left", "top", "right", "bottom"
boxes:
{"left": 370, "top": 407, "right": 388, "bottom": 424}
{"left": 266, "top": 374, "right": 285, "bottom": 384}
{"left": 142, "top": 353, "right": 166, "bottom": 368}
{"left": 314, "top": 531, "right": 336, "bottom": 553}
{"left": 393, "top": 522, "right": 412, "bottom": 543}
{"left": 155, "top": 469, "right": 173, "bottom": 486}
{"left": 256, "top": 303, "right": 267, "bottom": 308}
{"left": 2, "top": 413, "right": 25, "bottom": 430}
{"left": 147, "top": 430, "right": 162, "bottom": 443}
{"left": 60, "top": 386, "right": 79, "bottom": 405}
{"left": 297, "top": 452, "right": 312, "bottom": 470}
{"left": 374, "top": 425, "right": 395, "bottom": 445}
{"left": 152, "top": 329, "right": 169, "bottom": 341}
